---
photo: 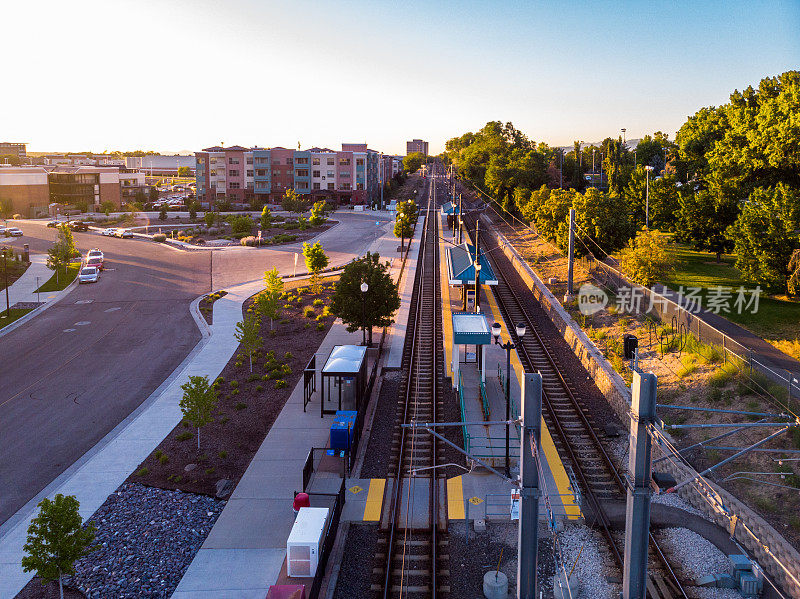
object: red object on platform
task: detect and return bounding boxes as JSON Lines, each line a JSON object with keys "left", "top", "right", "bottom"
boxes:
{"left": 293, "top": 493, "right": 310, "bottom": 514}
{"left": 266, "top": 585, "right": 306, "bottom": 599}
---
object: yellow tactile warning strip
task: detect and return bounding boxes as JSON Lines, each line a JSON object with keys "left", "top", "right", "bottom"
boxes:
{"left": 484, "top": 286, "right": 582, "bottom": 520}
{"left": 439, "top": 214, "right": 455, "bottom": 378}
{"left": 363, "top": 478, "right": 386, "bottom": 521}
{"left": 446, "top": 475, "right": 465, "bottom": 519}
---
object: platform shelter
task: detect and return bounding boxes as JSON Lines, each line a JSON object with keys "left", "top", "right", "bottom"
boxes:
{"left": 451, "top": 311, "right": 492, "bottom": 389}
{"left": 320, "top": 345, "right": 367, "bottom": 417}
{"left": 446, "top": 242, "right": 498, "bottom": 310}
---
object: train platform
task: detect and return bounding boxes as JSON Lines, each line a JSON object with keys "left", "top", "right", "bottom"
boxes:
{"left": 436, "top": 211, "right": 582, "bottom": 523}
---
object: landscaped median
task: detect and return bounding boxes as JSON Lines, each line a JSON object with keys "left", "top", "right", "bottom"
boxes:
{"left": 0, "top": 307, "right": 34, "bottom": 329}
{"left": 35, "top": 261, "right": 81, "bottom": 293}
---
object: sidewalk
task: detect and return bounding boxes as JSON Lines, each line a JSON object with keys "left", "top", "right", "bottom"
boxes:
{"left": 172, "top": 215, "right": 423, "bottom": 598}
{"left": 5, "top": 254, "right": 52, "bottom": 306}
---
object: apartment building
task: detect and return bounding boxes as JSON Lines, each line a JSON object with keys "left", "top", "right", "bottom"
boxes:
{"left": 406, "top": 139, "right": 429, "bottom": 156}
{"left": 196, "top": 143, "right": 391, "bottom": 209}
{"left": 0, "top": 142, "right": 27, "bottom": 160}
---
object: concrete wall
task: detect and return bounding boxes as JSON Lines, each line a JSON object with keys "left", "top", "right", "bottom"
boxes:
{"left": 0, "top": 168, "right": 51, "bottom": 217}
{"left": 483, "top": 217, "right": 800, "bottom": 596}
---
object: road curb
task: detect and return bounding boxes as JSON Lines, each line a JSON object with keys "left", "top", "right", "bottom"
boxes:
{"left": 0, "top": 270, "right": 80, "bottom": 340}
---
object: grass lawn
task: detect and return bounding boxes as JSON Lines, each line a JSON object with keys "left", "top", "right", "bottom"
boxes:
{"left": 663, "top": 241, "right": 800, "bottom": 344}
{"left": 0, "top": 307, "right": 34, "bottom": 329}
{"left": 36, "top": 262, "right": 81, "bottom": 293}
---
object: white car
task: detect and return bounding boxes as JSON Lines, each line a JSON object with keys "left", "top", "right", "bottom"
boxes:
{"left": 78, "top": 266, "right": 99, "bottom": 284}
{"left": 101, "top": 228, "right": 118, "bottom": 237}
{"left": 87, "top": 248, "right": 104, "bottom": 261}
{"left": 5, "top": 227, "right": 22, "bottom": 237}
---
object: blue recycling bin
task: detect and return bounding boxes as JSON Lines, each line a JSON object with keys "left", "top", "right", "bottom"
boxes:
{"left": 330, "top": 421, "right": 354, "bottom": 451}
{"left": 334, "top": 410, "right": 357, "bottom": 425}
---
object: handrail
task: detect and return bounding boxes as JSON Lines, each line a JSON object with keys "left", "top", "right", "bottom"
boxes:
{"left": 479, "top": 379, "right": 490, "bottom": 420}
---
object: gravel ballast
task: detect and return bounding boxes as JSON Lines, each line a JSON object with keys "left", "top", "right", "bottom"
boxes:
{"left": 34, "top": 483, "right": 225, "bottom": 599}
{"left": 557, "top": 523, "right": 620, "bottom": 598}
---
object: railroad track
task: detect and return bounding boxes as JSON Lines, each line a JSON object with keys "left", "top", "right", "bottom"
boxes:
{"left": 459, "top": 205, "right": 689, "bottom": 599}
{"left": 371, "top": 172, "right": 449, "bottom": 598}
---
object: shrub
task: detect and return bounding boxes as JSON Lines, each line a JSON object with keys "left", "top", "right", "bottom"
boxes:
{"left": 312, "top": 299, "right": 323, "bottom": 307}
{"left": 247, "top": 373, "right": 260, "bottom": 382}
{"left": 304, "top": 307, "right": 315, "bottom": 318}
{"left": 231, "top": 388, "right": 240, "bottom": 395}
{"left": 230, "top": 380, "right": 239, "bottom": 388}
{"left": 709, "top": 362, "right": 739, "bottom": 387}
{"left": 305, "top": 322, "right": 312, "bottom": 329}
{"left": 284, "top": 351, "right": 293, "bottom": 360}
{"left": 136, "top": 467, "right": 149, "bottom": 476}
{"left": 235, "top": 402, "right": 247, "bottom": 410}
{"left": 676, "top": 355, "right": 698, "bottom": 378}
{"left": 205, "top": 468, "right": 215, "bottom": 475}
{"left": 317, "top": 322, "right": 325, "bottom": 331}
{"left": 153, "top": 234, "right": 167, "bottom": 242}
{"left": 218, "top": 450, "right": 228, "bottom": 459}
{"left": 176, "top": 431, "right": 193, "bottom": 442}
{"left": 220, "top": 416, "right": 230, "bottom": 424}
{"left": 275, "top": 379, "right": 287, "bottom": 389}
{"left": 158, "top": 453, "right": 169, "bottom": 465}
{"left": 241, "top": 236, "right": 259, "bottom": 247}
{"left": 322, "top": 306, "right": 331, "bottom": 317}
{"left": 255, "top": 385, "right": 264, "bottom": 392}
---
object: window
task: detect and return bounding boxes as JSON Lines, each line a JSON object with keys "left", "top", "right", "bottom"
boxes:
{"left": 357, "top": 183, "right": 364, "bottom": 190}
{"left": 247, "top": 170, "right": 254, "bottom": 177}
{"left": 327, "top": 170, "right": 335, "bottom": 177}
{"left": 229, "top": 169, "right": 239, "bottom": 176}
{"left": 327, "top": 158, "right": 334, "bottom": 165}
{"left": 327, "top": 183, "right": 335, "bottom": 190}
{"left": 246, "top": 157, "right": 253, "bottom": 165}
{"left": 296, "top": 157, "right": 308, "bottom": 165}
{"left": 296, "top": 181, "right": 308, "bottom": 190}
{"left": 229, "top": 182, "right": 241, "bottom": 189}
{"left": 228, "top": 158, "right": 239, "bottom": 165}
{"left": 296, "top": 169, "right": 309, "bottom": 177}
{"left": 313, "top": 183, "right": 320, "bottom": 190}
{"left": 356, "top": 159, "right": 364, "bottom": 166}
{"left": 273, "top": 159, "right": 280, "bottom": 165}
{"left": 339, "top": 158, "right": 351, "bottom": 166}
{"left": 340, "top": 183, "right": 351, "bottom": 190}
{"left": 287, "top": 158, "right": 293, "bottom": 165}
{"left": 339, "top": 171, "right": 350, "bottom": 178}
{"left": 256, "top": 169, "right": 267, "bottom": 177}
{"left": 312, "top": 158, "right": 320, "bottom": 165}
{"left": 312, "top": 170, "right": 320, "bottom": 178}
{"left": 272, "top": 170, "right": 279, "bottom": 177}
{"left": 256, "top": 157, "right": 269, "bottom": 165}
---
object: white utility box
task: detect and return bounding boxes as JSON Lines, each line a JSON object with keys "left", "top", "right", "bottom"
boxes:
{"left": 286, "top": 507, "right": 329, "bottom": 578}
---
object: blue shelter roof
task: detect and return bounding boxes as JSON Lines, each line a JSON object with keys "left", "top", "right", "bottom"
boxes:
{"left": 452, "top": 311, "right": 492, "bottom": 345}
{"left": 446, "top": 242, "right": 497, "bottom": 286}
{"left": 440, "top": 201, "right": 461, "bottom": 215}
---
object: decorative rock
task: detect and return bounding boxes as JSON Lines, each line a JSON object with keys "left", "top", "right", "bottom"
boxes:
{"left": 552, "top": 573, "right": 578, "bottom": 599}
{"left": 184, "top": 463, "right": 197, "bottom": 472}
{"left": 215, "top": 478, "right": 235, "bottom": 498}
{"left": 483, "top": 570, "right": 508, "bottom": 599}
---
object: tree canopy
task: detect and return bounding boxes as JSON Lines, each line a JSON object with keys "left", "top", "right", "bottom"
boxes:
{"left": 403, "top": 152, "right": 426, "bottom": 173}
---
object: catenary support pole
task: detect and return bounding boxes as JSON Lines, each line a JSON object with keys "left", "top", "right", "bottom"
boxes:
{"left": 623, "top": 370, "right": 657, "bottom": 599}
{"left": 566, "top": 208, "right": 575, "bottom": 296}
{"left": 518, "top": 373, "right": 542, "bottom": 599}
{"left": 474, "top": 219, "right": 480, "bottom": 312}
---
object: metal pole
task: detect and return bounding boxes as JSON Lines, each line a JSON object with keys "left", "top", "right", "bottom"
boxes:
{"left": 474, "top": 219, "right": 480, "bottom": 312}
{"left": 518, "top": 372, "right": 542, "bottom": 599}
{"left": 567, "top": 208, "right": 575, "bottom": 295}
{"left": 559, "top": 150, "right": 563, "bottom": 189}
{"left": 36, "top": 277, "right": 40, "bottom": 304}
{"left": 623, "top": 370, "right": 657, "bottom": 599}
{"left": 645, "top": 168, "right": 650, "bottom": 229}
{"left": 362, "top": 292, "right": 366, "bottom": 345}
{"left": 505, "top": 344, "right": 512, "bottom": 477}
{"left": 3, "top": 251, "right": 9, "bottom": 317}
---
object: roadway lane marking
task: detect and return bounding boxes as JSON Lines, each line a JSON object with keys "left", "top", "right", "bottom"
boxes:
{"left": 104, "top": 307, "right": 121, "bottom": 313}
{"left": 63, "top": 328, "right": 76, "bottom": 333}
{"left": 75, "top": 321, "right": 91, "bottom": 326}
{"left": 75, "top": 300, "right": 93, "bottom": 304}
{"left": 363, "top": 478, "right": 386, "bottom": 521}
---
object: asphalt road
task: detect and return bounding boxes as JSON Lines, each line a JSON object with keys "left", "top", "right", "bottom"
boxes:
{"left": 0, "top": 213, "right": 388, "bottom": 525}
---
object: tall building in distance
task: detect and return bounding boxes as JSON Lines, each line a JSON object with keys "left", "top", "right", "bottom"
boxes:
{"left": 195, "top": 143, "right": 401, "bottom": 210}
{"left": 406, "top": 139, "right": 429, "bottom": 156}
{"left": 0, "top": 142, "right": 27, "bottom": 160}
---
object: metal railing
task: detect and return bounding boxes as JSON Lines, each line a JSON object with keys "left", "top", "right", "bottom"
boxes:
{"left": 303, "top": 354, "right": 316, "bottom": 412}
{"left": 308, "top": 481, "right": 346, "bottom": 599}
{"left": 479, "top": 379, "right": 490, "bottom": 420}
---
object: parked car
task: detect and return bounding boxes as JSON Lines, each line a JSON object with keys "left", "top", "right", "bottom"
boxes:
{"left": 46, "top": 220, "right": 61, "bottom": 228}
{"left": 5, "top": 227, "right": 23, "bottom": 237}
{"left": 87, "top": 248, "right": 104, "bottom": 262}
{"left": 85, "top": 256, "right": 104, "bottom": 271}
{"left": 101, "top": 228, "right": 118, "bottom": 237}
{"left": 115, "top": 229, "right": 133, "bottom": 239}
{"left": 78, "top": 266, "right": 99, "bottom": 284}
{"left": 69, "top": 221, "right": 89, "bottom": 232}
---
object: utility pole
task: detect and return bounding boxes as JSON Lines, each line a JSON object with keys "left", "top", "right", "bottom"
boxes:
{"left": 518, "top": 372, "right": 542, "bottom": 599}
{"left": 566, "top": 208, "right": 575, "bottom": 297}
{"left": 592, "top": 148, "right": 596, "bottom": 187}
{"left": 645, "top": 165, "right": 653, "bottom": 229}
{"left": 559, "top": 150, "right": 563, "bottom": 189}
{"left": 3, "top": 250, "right": 9, "bottom": 318}
{"left": 474, "top": 219, "right": 480, "bottom": 312}
{"left": 621, "top": 128, "right": 626, "bottom": 144}
{"left": 623, "top": 368, "right": 657, "bottom": 599}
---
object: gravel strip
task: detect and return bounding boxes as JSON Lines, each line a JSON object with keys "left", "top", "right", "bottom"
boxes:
{"left": 63, "top": 483, "right": 225, "bottom": 598}
{"left": 332, "top": 523, "right": 378, "bottom": 598}
{"left": 361, "top": 371, "right": 401, "bottom": 478}
{"left": 557, "top": 523, "right": 620, "bottom": 598}
{"left": 654, "top": 527, "right": 730, "bottom": 580}
{"left": 651, "top": 490, "right": 708, "bottom": 519}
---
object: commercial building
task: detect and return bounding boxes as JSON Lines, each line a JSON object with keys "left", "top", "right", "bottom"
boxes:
{"left": 406, "top": 139, "right": 429, "bottom": 156}
{"left": 0, "top": 143, "right": 27, "bottom": 160}
{"left": 195, "top": 143, "right": 393, "bottom": 210}
{"left": 0, "top": 167, "right": 49, "bottom": 217}
{"left": 47, "top": 166, "right": 122, "bottom": 209}
{"left": 125, "top": 155, "right": 195, "bottom": 176}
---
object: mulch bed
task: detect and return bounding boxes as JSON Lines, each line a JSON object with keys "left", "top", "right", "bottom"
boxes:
{"left": 17, "top": 580, "right": 85, "bottom": 599}
{"left": 198, "top": 290, "right": 227, "bottom": 325}
{"left": 128, "top": 280, "right": 337, "bottom": 497}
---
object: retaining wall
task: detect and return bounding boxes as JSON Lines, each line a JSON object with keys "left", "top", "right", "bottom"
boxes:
{"left": 483, "top": 217, "right": 800, "bottom": 596}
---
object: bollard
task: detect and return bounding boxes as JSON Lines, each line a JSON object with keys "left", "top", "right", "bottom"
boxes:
{"left": 483, "top": 571, "right": 508, "bottom": 599}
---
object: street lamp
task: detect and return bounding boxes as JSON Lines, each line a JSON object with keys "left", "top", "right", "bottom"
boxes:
{"left": 492, "top": 321, "right": 526, "bottom": 476}
{"left": 397, "top": 213, "right": 405, "bottom": 253}
{"left": 644, "top": 165, "right": 654, "bottom": 228}
{"left": 360, "top": 281, "right": 369, "bottom": 345}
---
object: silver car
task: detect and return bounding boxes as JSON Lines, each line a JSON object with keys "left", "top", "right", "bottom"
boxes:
{"left": 78, "top": 266, "right": 99, "bottom": 284}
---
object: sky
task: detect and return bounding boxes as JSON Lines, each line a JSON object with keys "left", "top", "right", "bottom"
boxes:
{"left": 2, "top": 0, "right": 798, "bottom": 156}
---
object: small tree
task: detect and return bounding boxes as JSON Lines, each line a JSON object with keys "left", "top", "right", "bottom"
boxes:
{"left": 309, "top": 201, "right": 326, "bottom": 226}
{"left": 281, "top": 188, "right": 309, "bottom": 214}
{"left": 788, "top": 249, "right": 800, "bottom": 297}
{"left": 258, "top": 267, "right": 284, "bottom": 329}
{"left": 0, "top": 197, "right": 12, "bottom": 218}
{"left": 260, "top": 206, "right": 273, "bottom": 229}
{"left": 159, "top": 205, "right": 168, "bottom": 221}
{"left": 179, "top": 375, "right": 218, "bottom": 450}
{"left": 230, "top": 215, "right": 253, "bottom": 237}
{"left": 331, "top": 252, "right": 400, "bottom": 345}
{"left": 618, "top": 229, "right": 671, "bottom": 287}
{"left": 204, "top": 211, "right": 217, "bottom": 228}
{"left": 22, "top": 494, "right": 96, "bottom": 599}
{"left": 303, "top": 241, "right": 329, "bottom": 293}
{"left": 148, "top": 187, "right": 159, "bottom": 203}
{"left": 58, "top": 225, "right": 78, "bottom": 258}
{"left": 100, "top": 200, "right": 115, "bottom": 216}
{"left": 178, "top": 166, "right": 192, "bottom": 178}
{"left": 46, "top": 242, "right": 69, "bottom": 284}
{"left": 234, "top": 315, "right": 262, "bottom": 371}
{"left": 189, "top": 202, "right": 197, "bottom": 221}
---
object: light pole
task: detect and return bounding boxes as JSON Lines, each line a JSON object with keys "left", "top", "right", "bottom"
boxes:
{"left": 360, "top": 281, "right": 369, "bottom": 345}
{"left": 492, "top": 321, "right": 526, "bottom": 476}
{"left": 397, "top": 213, "right": 405, "bottom": 254}
{"left": 592, "top": 148, "right": 596, "bottom": 187}
{"left": 621, "top": 128, "right": 626, "bottom": 144}
{"left": 644, "top": 165, "right": 654, "bottom": 228}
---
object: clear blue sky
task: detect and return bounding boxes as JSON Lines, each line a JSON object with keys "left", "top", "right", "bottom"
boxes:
{"left": 2, "top": 0, "right": 798, "bottom": 155}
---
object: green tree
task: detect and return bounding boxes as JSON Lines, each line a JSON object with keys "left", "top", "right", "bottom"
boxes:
{"left": 675, "top": 188, "right": 737, "bottom": 261}
{"left": 179, "top": 375, "right": 218, "bottom": 450}
{"left": 330, "top": 252, "right": 400, "bottom": 345}
{"left": 230, "top": 215, "right": 253, "bottom": 237}
{"left": 573, "top": 188, "right": 634, "bottom": 258}
{"left": 0, "top": 197, "right": 12, "bottom": 218}
{"left": 727, "top": 184, "right": 800, "bottom": 292}
{"left": 788, "top": 250, "right": 800, "bottom": 296}
{"left": 100, "top": 201, "right": 115, "bottom": 216}
{"left": 281, "top": 189, "right": 309, "bottom": 214}
{"left": 148, "top": 187, "right": 159, "bottom": 203}
{"left": 178, "top": 166, "right": 192, "bottom": 178}
{"left": 46, "top": 242, "right": 69, "bottom": 284}
{"left": 234, "top": 315, "right": 262, "bottom": 371}
{"left": 0, "top": 153, "right": 22, "bottom": 166}
{"left": 159, "top": 205, "right": 168, "bottom": 221}
{"left": 396, "top": 199, "right": 418, "bottom": 225}
{"left": 403, "top": 152, "right": 426, "bottom": 173}
{"left": 303, "top": 241, "right": 329, "bottom": 293}
{"left": 260, "top": 206, "right": 273, "bottom": 229}
{"left": 22, "top": 494, "right": 96, "bottom": 599}
{"left": 188, "top": 202, "right": 197, "bottom": 221}
{"left": 309, "top": 201, "right": 326, "bottom": 226}
{"left": 257, "top": 267, "right": 284, "bottom": 329}
{"left": 204, "top": 211, "right": 217, "bottom": 228}
{"left": 618, "top": 229, "right": 671, "bottom": 287}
